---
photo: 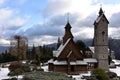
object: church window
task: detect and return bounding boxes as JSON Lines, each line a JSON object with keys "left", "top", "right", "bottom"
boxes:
{"left": 102, "top": 31, "right": 105, "bottom": 42}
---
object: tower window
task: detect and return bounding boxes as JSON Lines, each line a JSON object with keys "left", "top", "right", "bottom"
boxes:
{"left": 102, "top": 31, "right": 105, "bottom": 42}
{"left": 102, "top": 19, "right": 104, "bottom": 22}
{"left": 102, "top": 31, "right": 105, "bottom": 35}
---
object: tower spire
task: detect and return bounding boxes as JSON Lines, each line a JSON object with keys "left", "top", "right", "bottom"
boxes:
{"left": 63, "top": 22, "right": 73, "bottom": 44}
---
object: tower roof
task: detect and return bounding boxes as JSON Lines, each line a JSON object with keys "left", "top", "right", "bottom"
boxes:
{"left": 65, "top": 22, "right": 72, "bottom": 29}
{"left": 63, "top": 22, "right": 73, "bottom": 44}
{"left": 99, "top": 7, "right": 104, "bottom": 16}
{"left": 94, "top": 8, "right": 109, "bottom": 25}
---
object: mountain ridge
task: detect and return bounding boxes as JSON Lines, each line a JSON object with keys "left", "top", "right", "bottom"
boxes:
{"left": 0, "top": 38, "right": 120, "bottom": 60}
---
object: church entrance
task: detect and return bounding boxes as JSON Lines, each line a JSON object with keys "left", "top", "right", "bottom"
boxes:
{"left": 71, "top": 65, "right": 74, "bottom": 72}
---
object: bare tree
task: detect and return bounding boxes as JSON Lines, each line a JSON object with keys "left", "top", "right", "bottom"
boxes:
{"left": 9, "top": 35, "right": 28, "bottom": 60}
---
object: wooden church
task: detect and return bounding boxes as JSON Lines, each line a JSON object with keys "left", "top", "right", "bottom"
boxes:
{"left": 48, "top": 8, "right": 109, "bottom": 74}
{"left": 48, "top": 22, "right": 97, "bottom": 74}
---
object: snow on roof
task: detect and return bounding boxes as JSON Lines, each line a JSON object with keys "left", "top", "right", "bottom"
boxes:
{"left": 53, "top": 60, "right": 87, "bottom": 65}
{"left": 76, "top": 61, "right": 87, "bottom": 65}
{"left": 58, "top": 44, "right": 63, "bottom": 51}
{"left": 67, "top": 51, "right": 72, "bottom": 58}
{"left": 53, "top": 60, "right": 67, "bottom": 65}
{"left": 53, "top": 51, "right": 58, "bottom": 57}
{"left": 53, "top": 44, "right": 63, "bottom": 57}
{"left": 53, "top": 38, "right": 71, "bottom": 57}
{"left": 94, "top": 13, "right": 109, "bottom": 24}
{"left": 48, "top": 59, "right": 54, "bottom": 63}
{"left": 84, "top": 58, "right": 97, "bottom": 63}
{"left": 89, "top": 47, "right": 94, "bottom": 53}
{"left": 95, "top": 14, "right": 103, "bottom": 23}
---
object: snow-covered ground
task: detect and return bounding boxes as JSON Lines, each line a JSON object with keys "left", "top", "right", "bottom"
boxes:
{"left": 109, "top": 59, "right": 120, "bottom": 77}
{"left": 112, "top": 59, "right": 120, "bottom": 66}
{"left": 41, "top": 65, "right": 48, "bottom": 72}
{"left": 0, "top": 59, "right": 120, "bottom": 80}
{"left": 110, "top": 67, "right": 120, "bottom": 77}
{"left": 0, "top": 68, "right": 10, "bottom": 80}
{"left": 71, "top": 71, "right": 91, "bottom": 80}
{"left": 0, "top": 68, "right": 23, "bottom": 80}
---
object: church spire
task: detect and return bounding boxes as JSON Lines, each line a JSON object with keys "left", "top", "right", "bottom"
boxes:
{"left": 65, "top": 22, "right": 71, "bottom": 29}
{"left": 63, "top": 22, "right": 73, "bottom": 44}
{"left": 99, "top": 7, "right": 104, "bottom": 16}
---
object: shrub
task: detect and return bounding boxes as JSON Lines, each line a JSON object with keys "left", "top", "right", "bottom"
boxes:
{"left": 22, "top": 64, "right": 31, "bottom": 72}
{"left": 8, "top": 61, "right": 24, "bottom": 80}
{"left": 8, "top": 61, "right": 23, "bottom": 71}
{"left": 8, "top": 68, "right": 24, "bottom": 76}
{"left": 91, "top": 68, "right": 109, "bottom": 80}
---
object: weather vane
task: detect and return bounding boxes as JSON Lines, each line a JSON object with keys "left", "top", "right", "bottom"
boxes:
{"left": 67, "top": 12, "right": 70, "bottom": 22}
{"left": 100, "top": 4, "right": 102, "bottom": 8}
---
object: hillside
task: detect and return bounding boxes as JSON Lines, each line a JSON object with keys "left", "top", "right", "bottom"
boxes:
{"left": 0, "top": 46, "right": 8, "bottom": 53}
{"left": 109, "top": 38, "right": 120, "bottom": 59}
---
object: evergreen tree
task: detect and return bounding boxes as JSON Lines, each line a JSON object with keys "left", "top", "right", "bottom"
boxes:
{"left": 57, "top": 37, "right": 61, "bottom": 49}
{"left": 75, "top": 40, "right": 86, "bottom": 55}
{"left": 31, "top": 44, "right": 36, "bottom": 60}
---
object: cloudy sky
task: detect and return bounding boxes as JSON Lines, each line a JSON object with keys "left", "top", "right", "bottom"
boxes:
{"left": 0, "top": 0, "right": 120, "bottom": 46}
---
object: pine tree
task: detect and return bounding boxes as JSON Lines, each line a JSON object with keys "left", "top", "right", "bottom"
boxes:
{"left": 31, "top": 44, "right": 36, "bottom": 60}
{"left": 75, "top": 40, "right": 86, "bottom": 55}
{"left": 57, "top": 37, "right": 61, "bottom": 49}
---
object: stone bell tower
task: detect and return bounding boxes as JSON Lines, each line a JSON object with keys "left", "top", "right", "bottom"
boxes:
{"left": 94, "top": 8, "right": 109, "bottom": 71}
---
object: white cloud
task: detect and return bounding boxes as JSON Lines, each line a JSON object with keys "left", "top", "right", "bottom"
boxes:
{"left": 0, "top": 39, "right": 10, "bottom": 45}
{"left": 29, "top": 36, "right": 57, "bottom": 46}
{"left": 0, "top": 8, "right": 13, "bottom": 21}
{"left": 108, "top": 27, "right": 120, "bottom": 38}
{"left": 0, "top": 7, "right": 28, "bottom": 29}
{"left": 73, "top": 27, "right": 94, "bottom": 39}
{"left": 1, "top": 0, "right": 120, "bottom": 46}
{"left": 7, "top": 17, "right": 28, "bottom": 28}
{"left": 44, "top": 0, "right": 95, "bottom": 18}
{"left": 0, "top": 0, "right": 5, "bottom": 5}
{"left": 0, "top": 7, "right": 28, "bottom": 45}
{"left": 44, "top": 0, "right": 120, "bottom": 20}
{"left": 44, "top": 1, "right": 120, "bottom": 30}
{"left": 26, "top": 0, "right": 120, "bottom": 45}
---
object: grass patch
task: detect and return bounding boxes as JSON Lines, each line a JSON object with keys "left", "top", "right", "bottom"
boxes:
{"left": 23, "top": 71, "right": 74, "bottom": 80}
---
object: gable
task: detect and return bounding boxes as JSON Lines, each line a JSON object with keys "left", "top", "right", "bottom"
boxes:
{"left": 57, "top": 39, "right": 83, "bottom": 60}
{"left": 94, "top": 14, "right": 109, "bottom": 25}
{"left": 53, "top": 38, "right": 71, "bottom": 58}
